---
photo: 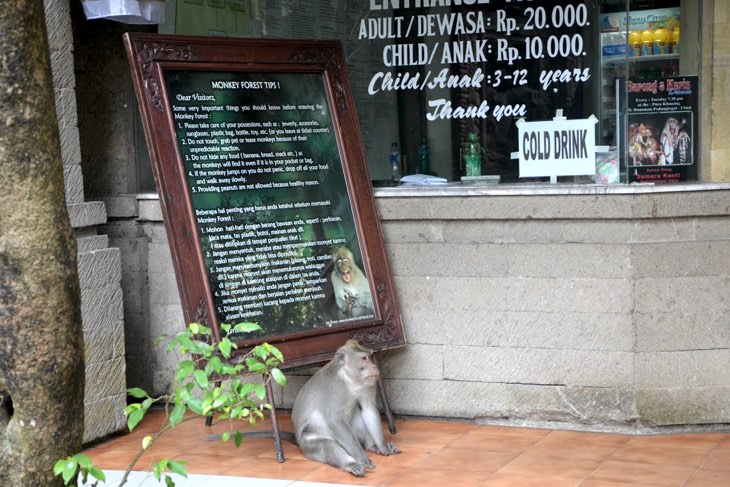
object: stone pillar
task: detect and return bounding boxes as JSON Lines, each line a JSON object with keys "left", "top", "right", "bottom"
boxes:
{"left": 44, "top": 0, "right": 127, "bottom": 442}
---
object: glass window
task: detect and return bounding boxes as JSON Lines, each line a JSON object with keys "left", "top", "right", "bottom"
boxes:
{"left": 162, "top": 0, "right": 701, "bottom": 186}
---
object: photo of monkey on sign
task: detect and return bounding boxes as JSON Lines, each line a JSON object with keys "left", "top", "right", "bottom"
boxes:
{"left": 330, "top": 246, "right": 375, "bottom": 321}
{"left": 292, "top": 339, "right": 400, "bottom": 476}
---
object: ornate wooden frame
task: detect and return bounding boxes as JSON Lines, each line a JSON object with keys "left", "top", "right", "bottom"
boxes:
{"left": 124, "top": 34, "right": 405, "bottom": 369}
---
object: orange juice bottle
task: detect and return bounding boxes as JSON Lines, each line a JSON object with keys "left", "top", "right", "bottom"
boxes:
{"left": 640, "top": 29, "right": 654, "bottom": 56}
{"left": 652, "top": 28, "right": 668, "bottom": 55}
{"left": 628, "top": 30, "right": 641, "bottom": 57}
{"left": 670, "top": 26, "right": 680, "bottom": 54}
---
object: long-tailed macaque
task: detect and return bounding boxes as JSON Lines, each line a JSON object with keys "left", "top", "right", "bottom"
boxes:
{"left": 291, "top": 340, "right": 399, "bottom": 476}
{"left": 331, "top": 246, "right": 374, "bottom": 319}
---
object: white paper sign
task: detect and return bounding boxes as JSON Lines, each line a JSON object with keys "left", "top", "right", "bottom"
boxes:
{"left": 516, "top": 115, "right": 598, "bottom": 180}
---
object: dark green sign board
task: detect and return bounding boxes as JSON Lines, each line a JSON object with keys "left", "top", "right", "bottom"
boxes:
{"left": 125, "top": 34, "right": 405, "bottom": 367}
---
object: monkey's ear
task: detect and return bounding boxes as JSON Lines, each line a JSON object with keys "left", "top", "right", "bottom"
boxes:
{"left": 335, "top": 350, "right": 347, "bottom": 364}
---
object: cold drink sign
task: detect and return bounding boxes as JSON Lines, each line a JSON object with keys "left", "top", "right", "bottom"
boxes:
{"left": 516, "top": 111, "right": 597, "bottom": 182}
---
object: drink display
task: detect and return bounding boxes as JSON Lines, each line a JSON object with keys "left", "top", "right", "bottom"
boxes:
{"left": 628, "top": 30, "right": 641, "bottom": 57}
{"left": 599, "top": 5, "right": 683, "bottom": 175}
{"left": 652, "top": 28, "right": 668, "bottom": 55}
{"left": 640, "top": 29, "right": 653, "bottom": 56}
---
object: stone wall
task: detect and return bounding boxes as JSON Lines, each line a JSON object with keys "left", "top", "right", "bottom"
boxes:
{"left": 127, "top": 187, "right": 730, "bottom": 433}
{"left": 45, "top": 0, "right": 126, "bottom": 442}
{"left": 365, "top": 187, "right": 730, "bottom": 431}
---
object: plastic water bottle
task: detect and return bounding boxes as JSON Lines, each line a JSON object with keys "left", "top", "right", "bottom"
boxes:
{"left": 463, "top": 132, "right": 481, "bottom": 176}
{"left": 417, "top": 136, "right": 430, "bottom": 174}
{"left": 390, "top": 142, "right": 401, "bottom": 183}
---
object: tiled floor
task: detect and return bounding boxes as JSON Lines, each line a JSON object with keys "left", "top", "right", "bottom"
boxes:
{"left": 83, "top": 409, "right": 730, "bottom": 486}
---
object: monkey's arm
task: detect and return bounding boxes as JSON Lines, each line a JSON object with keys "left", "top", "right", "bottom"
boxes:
{"left": 356, "top": 403, "right": 400, "bottom": 456}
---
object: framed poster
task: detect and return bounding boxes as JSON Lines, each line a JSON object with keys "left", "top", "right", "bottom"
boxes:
{"left": 626, "top": 76, "right": 697, "bottom": 183}
{"left": 124, "top": 34, "right": 405, "bottom": 368}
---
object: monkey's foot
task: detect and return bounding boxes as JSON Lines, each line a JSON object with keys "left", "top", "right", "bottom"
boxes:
{"left": 344, "top": 461, "right": 372, "bottom": 477}
{"left": 380, "top": 442, "right": 400, "bottom": 455}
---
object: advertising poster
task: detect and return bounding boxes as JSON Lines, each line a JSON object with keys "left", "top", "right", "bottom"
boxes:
{"left": 626, "top": 76, "right": 697, "bottom": 183}
{"left": 165, "top": 70, "right": 375, "bottom": 339}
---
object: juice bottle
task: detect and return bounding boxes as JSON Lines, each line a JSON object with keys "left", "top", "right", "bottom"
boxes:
{"left": 640, "top": 29, "right": 653, "bottom": 56}
{"left": 628, "top": 30, "right": 641, "bottom": 57}
{"left": 653, "top": 28, "right": 668, "bottom": 55}
{"left": 670, "top": 26, "right": 680, "bottom": 54}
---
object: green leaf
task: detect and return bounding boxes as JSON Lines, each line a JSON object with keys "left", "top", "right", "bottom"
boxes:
{"left": 234, "top": 430, "right": 244, "bottom": 447}
{"left": 53, "top": 459, "right": 67, "bottom": 477}
{"left": 72, "top": 453, "right": 93, "bottom": 469}
{"left": 221, "top": 431, "right": 231, "bottom": 442}
{"left": 187, "top": 397, "right": 203, "bottom": 415}
{"left": 124, "top": 403, "right": 140, "bottom": 417}
{"left": 127, "top": 387, "right": 148, "bottom": 399}
{"left": 167, "top": 460, "right": 188, "bottom": 477}
{"left": 218, "top": 339, "right": 232, "bottom": 358}
{"left": 61, "top": 459, "right": 78, "bottom": 484}
{"left": 232, "top": 322, "right": 261, "bottom": 334}
{"left": 165, "top": 474, "right": 175, "bottom": 487}
{"left": 170, "top": 401, "right": 186, "bottom": 427}
{"left": 189, "top": 322, "right": 200, "bottom": 335}
{"left": 193, "top": 370, "right": 209, "bottom": 389}
{"left": 253, "top": 345, "right": 269, "bottom": 359}
{"left": 205, "top": 356, "right": 223, "bottom": 375}
{"left": 271, "top": 368, "right": 287, "bottom": 386}
{"left": 269, "top": 345, "right": 284, "bottom": 362}
{"left": 211, "top": 394, "right": 228, "bottom": 409}
{"left": 249, "top": 362, "right": 266, "bottom": 373}
{"left": 254, "top": 384, "right": 267, "bottom": 401}
{"left": 88, "top": 466, "right": 106, "bottom": 482}
{"left": 153, "top": 460, "right": 166, "bottom": 481}
{"left": 127, "top": 407, "right": 145, "bottom": 432}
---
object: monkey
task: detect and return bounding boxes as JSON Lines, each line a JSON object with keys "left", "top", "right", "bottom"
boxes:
{"left": 330, "top": 246, "right": 374, "bottom": 319}
{"left": 291, "top": 339, "right": 399, "bottom": 476}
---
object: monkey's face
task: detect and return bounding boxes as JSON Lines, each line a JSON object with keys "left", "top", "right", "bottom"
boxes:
{"left": 333, "top": 247, "right": 355, "bottom": 284}
{"left": 353, "top": 350, "right": 380, "bottom": 385}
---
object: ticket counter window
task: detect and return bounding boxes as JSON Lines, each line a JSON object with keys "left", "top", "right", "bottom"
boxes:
{"left": 156, "top": 0, "right": 701, "bottom": 186}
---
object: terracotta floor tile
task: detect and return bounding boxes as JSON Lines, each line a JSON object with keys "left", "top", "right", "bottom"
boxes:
{"left": 493, "top": 451, "right": 602, "bottom": 480}
{"left": 717, "top": 436, "right": 730, "bottom": 449}
{"left": 300, "top": 460, "right": 403, "bottom": 486}
{"left": 610, "top": 443, "right": 710, "bottom": 467}
{"left": 368, "top": 447, "right": 433, "bottom": 468}
{"left": 410, "top": 446, "right": 518, "bottom": 473}
{"left": 701, "top": 447, "right": 730, "bottom": 471}
{"left": 622, "top": 433, "right": 728, "bottom": 451}
{"left": 81, "top": 409, "right": 730, "bottom": 487}
{"left": 579, "top": 480, "right": 665, "bottom": 487}
{"left": 456, "top": 429, "right": 544, "bottom": 453}
{"left": 528, "top": 431, "right": 628, "bottom": 460}
{"left": 480, "top": 472, "right": 581, "bottom": 486}
{"left": 683, "top": 468, "right": 730, "bottom": 486}
{"left": 537, "top": 430, "right": 632, "bottom": 448}
{"left": 216, "top": 457, "right": 320, "bottom": 479}
{"left": 393, "top": 418, "right": 477, "bottom": 436}
{"left": 472, "top": 424, "right": 551, "bottom": 438}
{"left": 588, "top": 460, "right": 696, "bottom": 486}
{"left": 383, "top": 466, "right": 491, "bottom": 487}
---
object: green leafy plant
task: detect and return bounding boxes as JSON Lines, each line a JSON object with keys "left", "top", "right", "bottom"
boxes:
{"left": 55, "top": 322, "right": 286, "bottom": 487}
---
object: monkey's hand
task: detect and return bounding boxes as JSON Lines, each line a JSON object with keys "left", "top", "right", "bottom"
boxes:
{"left": 377, "top": 442, "right": 400, "bottom": 456}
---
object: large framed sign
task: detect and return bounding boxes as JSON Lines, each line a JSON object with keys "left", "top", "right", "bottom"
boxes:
{"left": 124, "top": 34, "right": 405, "bottom": 368}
